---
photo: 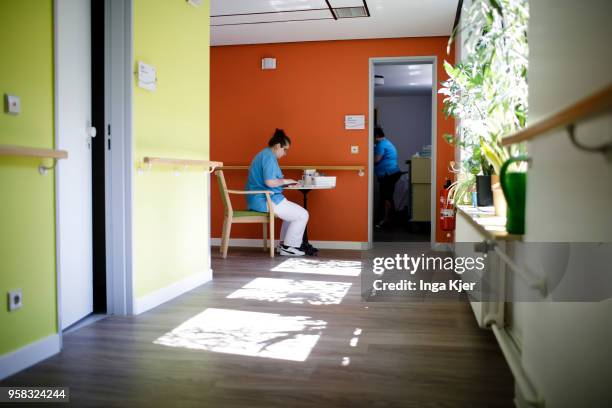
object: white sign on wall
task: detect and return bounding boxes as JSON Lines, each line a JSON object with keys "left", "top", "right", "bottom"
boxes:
{"left": 137, "top": 61, "right": 157, "bottom": 91}
{"left": 345, "top": 115, "right": 365, "bottom": 130}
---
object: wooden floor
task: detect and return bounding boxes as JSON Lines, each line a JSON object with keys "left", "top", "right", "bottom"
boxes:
{"left": 2, "top": 248, "right": 514, "bottom": 407}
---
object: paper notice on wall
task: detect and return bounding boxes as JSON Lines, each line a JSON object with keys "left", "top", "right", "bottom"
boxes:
{"left": 138, "top": 61, "right": 157, "bottom": 91}
{"left": 345, "top": 115, "right": 365, "bottom": 130}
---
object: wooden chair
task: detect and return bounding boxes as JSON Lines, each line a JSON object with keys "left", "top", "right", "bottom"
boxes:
{"left": 215, "top": 170, "right": 275, "bottom": 258}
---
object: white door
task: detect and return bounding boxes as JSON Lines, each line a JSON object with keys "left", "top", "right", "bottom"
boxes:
{"left": 56, "top": 0, "right": 94, "bottom": 330}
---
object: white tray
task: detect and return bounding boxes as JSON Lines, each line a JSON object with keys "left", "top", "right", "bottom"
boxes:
{"left": 312, "top": 176, "right": 336, "bottom": 187}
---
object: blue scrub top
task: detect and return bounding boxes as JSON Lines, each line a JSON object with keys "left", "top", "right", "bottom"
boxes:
{"left": 245, "top": 148, "right": 285, "bottom": 212}
{"left": 374, "top": 138, "right": 401, "bottom": 177}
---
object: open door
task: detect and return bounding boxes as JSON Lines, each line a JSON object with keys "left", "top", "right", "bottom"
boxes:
{"left": 55, "top": 0, "right": 94, "bottom": 330}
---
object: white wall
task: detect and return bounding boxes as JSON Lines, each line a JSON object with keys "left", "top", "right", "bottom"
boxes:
{"left": 454, "top": 0, "right": 612, "bottom": 406}
{"left": 517, "top": 0, "right": 612, "bottom": 406}
{"left": 375, "top": 94, "right": 432, "bottom": 172}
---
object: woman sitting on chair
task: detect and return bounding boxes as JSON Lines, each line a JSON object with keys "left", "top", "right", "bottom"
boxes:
{"left": 246, "top": 129, "right": 309, "bottom": 256}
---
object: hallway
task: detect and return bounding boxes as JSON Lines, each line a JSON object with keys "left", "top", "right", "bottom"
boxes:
{"left": 2, "top": 249, "right": 513, "bottom": 407}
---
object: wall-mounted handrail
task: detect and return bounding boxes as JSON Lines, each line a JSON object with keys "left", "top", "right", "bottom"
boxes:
{"left": 0, "top": 144, "right": 68, "bottom": 175}
{"left": 0, "top": 144, "right": 68, "bottom": 159}
{"left": 221, "top": 165, "right": 365, "bottom": 176}
{"left": 502, "top": 84, "right": 612, "bottom": 151}
{"left": 142, "top": 157, "right": 223, "bottom": 173}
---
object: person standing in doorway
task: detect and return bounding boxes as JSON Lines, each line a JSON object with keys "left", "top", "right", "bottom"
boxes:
{"left": 246, "top": 129, "right": 309, "bottom": 256}
{"left": 374, "top": 127, "right": 401, "bottom": 228}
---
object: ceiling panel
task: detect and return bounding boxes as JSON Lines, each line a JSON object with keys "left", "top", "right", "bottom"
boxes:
{"left": 211, "top": 0, "right": 459, "bottom": 46}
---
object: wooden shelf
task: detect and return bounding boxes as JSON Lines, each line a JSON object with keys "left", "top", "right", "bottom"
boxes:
{"left": 457, "top": 205, "right": 523, "bottom": 242}
{"left": 221, "top": 165, "right": 365, "bottom": 171}
{"left": 0, "top": 144, "right": 68, "bottom": 160}
{"left": 502, "top": 84, "right": 612, "bottom": 146}
{"left": 143, "top": 157, "right": 223, "bottom": 170}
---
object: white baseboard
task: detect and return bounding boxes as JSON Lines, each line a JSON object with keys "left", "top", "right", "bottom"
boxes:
{"left": 133, "top": 269, "right": 213, "bottom": 315}
{"left": 0, "top": 333, "right": 61, "bottom": 380}
{"left": 210, "top": 238, "right": 367, "bottom": 250}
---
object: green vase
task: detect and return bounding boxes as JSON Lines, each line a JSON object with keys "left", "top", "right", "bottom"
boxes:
{"left": 500, "top": 156, "right": 529, "bottom": 235}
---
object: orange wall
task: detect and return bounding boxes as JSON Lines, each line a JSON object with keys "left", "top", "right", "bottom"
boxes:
{"left": 211, "top": 37, "right": 455, "bottom": 243}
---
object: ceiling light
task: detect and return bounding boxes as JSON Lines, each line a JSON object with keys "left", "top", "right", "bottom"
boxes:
{"left": 375, "top": 75, "right": 384, "bottom": 86}
{"left": 407, "top": 66, "right": 421, "bottom": 70}
{"left": 408, "top": 71, "right": 420, "bottom": 76}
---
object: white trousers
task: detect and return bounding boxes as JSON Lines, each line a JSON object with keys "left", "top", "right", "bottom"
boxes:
{"left": 272, "top": 198, "right": 309, "bottom": 248}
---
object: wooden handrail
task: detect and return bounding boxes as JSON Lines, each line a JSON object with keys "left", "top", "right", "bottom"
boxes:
{"left": 0, "top": 144, "right": 68, "bottom": 160}
{"left": 143, "top": 157, "right": 223, "bottom": 171}
{"left": 502, "top": 84, "right": 612, "bottom": 146}
{"left": 221, "top": 165, "right": 365, "bottom": 171}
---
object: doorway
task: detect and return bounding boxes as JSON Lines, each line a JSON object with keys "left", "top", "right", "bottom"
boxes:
{"left": 368, "top": 58, "right": 437, "bottom": 246}
{"left": 91, "top": 0, "right": 107, "bottom": 315}
{"left": 56, "top": 0, "right": 133, "bottom": 335}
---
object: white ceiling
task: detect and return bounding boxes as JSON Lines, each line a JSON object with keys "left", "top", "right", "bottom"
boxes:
{"left": 374, "top": 63, "right": 433, "bottom": 96}
{"left": 211, "top": 0, "right": 459, "bottom": 46}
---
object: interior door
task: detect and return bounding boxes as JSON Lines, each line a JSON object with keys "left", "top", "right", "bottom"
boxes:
{"left": 56, "top": 0, "right": 94, "bottom": 330}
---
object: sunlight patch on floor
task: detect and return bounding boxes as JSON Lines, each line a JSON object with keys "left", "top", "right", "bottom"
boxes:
{"left": 271, "top": 258, "right": 362, "bottom": 276}
{"left": 227, "top": 277, "right": 352, "bottom": 305}
{"left": 154, "top": 308, "right": 326, "bottom": 361}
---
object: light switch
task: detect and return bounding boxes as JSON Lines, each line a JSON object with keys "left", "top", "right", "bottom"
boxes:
{"left": 351, "top": 145, "right": 359, "bottom": 154}
{"left": 5, "top": 94, "right": 21, "bottom": 115}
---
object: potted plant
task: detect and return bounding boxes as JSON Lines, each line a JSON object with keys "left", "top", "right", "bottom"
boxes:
{"left": 439, "top": 0, "right": 529, "bottom": 214}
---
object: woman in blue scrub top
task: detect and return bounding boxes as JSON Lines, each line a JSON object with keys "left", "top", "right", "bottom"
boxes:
{"left": 246, "top": 129, "right": 309, "bottom": 256}
{"left": 374, "top": 127, "right": 402, "bottom": 228}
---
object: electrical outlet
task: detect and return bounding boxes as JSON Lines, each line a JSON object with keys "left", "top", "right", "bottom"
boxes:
{"left": 8, "top": 289, "right": 22, "bottom": 311}
{"left": 351, "top": 145, "right": 359, "bottom": 154}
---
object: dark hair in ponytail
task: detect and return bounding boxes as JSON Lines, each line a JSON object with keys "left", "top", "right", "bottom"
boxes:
{"left": 268, "top": 128, "right": 291, "bottom": 147}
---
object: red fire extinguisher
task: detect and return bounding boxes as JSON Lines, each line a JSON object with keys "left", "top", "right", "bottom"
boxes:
{"left": 439, "top": 177, "right": 456, "bottom": 231}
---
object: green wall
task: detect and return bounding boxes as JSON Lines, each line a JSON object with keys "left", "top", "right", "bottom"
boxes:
{"left": 133, "top": 0, "right": 211, "bottom": 297}
{"left": 0, "top": 0, "right": 57, "bottom": 355}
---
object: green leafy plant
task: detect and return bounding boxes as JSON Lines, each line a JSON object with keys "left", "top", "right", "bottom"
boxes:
{"left": 439, "top": 0, "right": 529, "bottom": 203}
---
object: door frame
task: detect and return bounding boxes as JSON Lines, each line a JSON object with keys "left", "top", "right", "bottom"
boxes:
{"left": 104, "top": 0, "right": 134, "bottom": 316}
{"left": 54, "top": 0, "right": 135, "bottom": 348}
{"left": 367, "top": 56, "right": 438, "bottom": 248}
{"left": 53, "top": 0, "right": 63, "bottom": 345}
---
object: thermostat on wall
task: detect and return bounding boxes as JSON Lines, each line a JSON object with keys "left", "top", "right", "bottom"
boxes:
{"left": 262, "top": 58, "right": 277, "bottom": 70}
